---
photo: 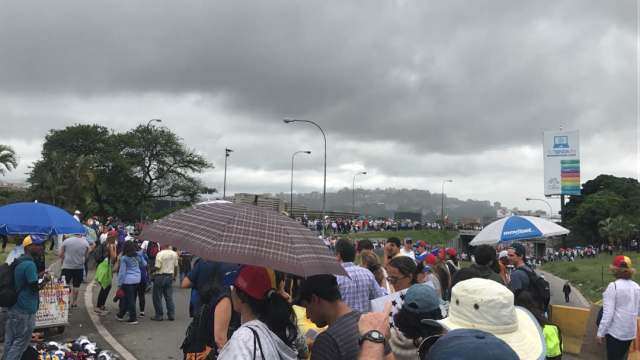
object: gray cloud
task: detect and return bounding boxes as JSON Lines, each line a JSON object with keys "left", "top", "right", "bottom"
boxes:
{"left": 0, "top": 1, "right": 636, "bottom": 154}
{"left": 0, "top": 1, "right": 636, "bottom": 210}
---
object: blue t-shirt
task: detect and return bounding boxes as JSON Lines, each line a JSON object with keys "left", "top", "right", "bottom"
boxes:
{"left": 510, "top": 266, "right": 531, "bottom": 292}
{"left": 187, "top": 260, "right": 235, "bottom": 312}
{"left": 12, "top": 256, "right": 39, "bottom": 314}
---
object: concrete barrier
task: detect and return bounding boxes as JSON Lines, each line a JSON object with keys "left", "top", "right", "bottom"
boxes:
{"left": 551, "top": 304, "right": 640, "bottom": 359}
{"left": 550, "top": 305, "right": 591, "bottom": 355}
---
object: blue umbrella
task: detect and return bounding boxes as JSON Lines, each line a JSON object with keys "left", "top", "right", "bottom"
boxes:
{"left": 469, "top": 215, "right": 569, "bottom": 246}
{"left": 0, "top": 202, "right": 86, "bottom": 236}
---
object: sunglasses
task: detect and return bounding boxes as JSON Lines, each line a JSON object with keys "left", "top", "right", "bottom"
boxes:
{"left": 417, "top": 334, "right": 443, "bottom": 359}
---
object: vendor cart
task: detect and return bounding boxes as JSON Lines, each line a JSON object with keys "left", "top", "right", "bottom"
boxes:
{"left": 34, "top": 282, "right": 69, "bottom": 334}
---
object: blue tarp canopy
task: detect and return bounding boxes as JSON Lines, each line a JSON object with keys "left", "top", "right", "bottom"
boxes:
{"left": 0, "top": 202, "right": 86, "bottom": 236}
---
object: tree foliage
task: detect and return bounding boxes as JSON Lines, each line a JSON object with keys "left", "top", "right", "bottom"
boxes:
{"left": 27, "top": 124, "right": 211, "bottom": 220}
{"left": 0, "top": 145, "right": 18, "bottom": 175}
{"left": 598, "top": 216, "right": 635, "bottom": 246}
{"left": 563, "top": 175, "right": 640, "bottom": 246}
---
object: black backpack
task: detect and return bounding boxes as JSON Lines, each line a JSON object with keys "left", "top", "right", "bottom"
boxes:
{"left": 521, "top": 267, "right": 551, "bottom": 311}
{"left": 181, "top": 302, "right": 215, "bottom": 357}
{"left": 94, "top": 242, "right": 107, "bottom": 263}
{"left": 0, "top": 257, "right": 27, "bottom": 308}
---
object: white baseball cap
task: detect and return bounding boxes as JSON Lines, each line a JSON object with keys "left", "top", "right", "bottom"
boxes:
{"left": 499, "top": 250, "right": 509, "bottom": 259}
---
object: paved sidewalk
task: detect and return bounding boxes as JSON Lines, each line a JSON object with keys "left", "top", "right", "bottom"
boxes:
{"left": 539, "top": 270, "right": 590, "bottom": 308}
{"left": 92, "top": 278, "right": 190, "bottom": 360}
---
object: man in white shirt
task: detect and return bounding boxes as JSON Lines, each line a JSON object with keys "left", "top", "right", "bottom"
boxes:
{"left": 399, "top": 239, "right": 416, "bottom": 261}
{"left": 150, "top": 244, "right": 178, "bottom": 321}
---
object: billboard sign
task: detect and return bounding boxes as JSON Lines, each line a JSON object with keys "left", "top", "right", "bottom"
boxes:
{"left": 544, "top": 130, "right": 580, "bottom": 196}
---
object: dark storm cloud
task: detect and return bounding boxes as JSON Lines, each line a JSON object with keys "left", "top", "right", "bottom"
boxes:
{"left": 0, "top": 0, "right": 636, "bottom": 155}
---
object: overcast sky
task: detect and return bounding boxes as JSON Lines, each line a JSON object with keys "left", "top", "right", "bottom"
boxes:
{"left": 0, "top": 0, "right": 637, "bottom": 213}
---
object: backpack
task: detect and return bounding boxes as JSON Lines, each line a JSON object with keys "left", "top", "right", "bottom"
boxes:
{"left": 521, "top": 267, "right": 551, "bottom": 311}
{"left": 147, "top": 241, "right": 159, "bottom": 258}
{"left": 94, "top": 242, "right": 107, "bottom": 263}
{"left": 0, "top": 257, "right": 27, "bottom": 308}
{"left": 181, "top": 302, "right": 216, "bottom": 359}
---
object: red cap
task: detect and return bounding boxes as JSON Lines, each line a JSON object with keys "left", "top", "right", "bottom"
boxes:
{"left": 612, "top": 256, "right": 632, "bottom": 269}
{"left": 417, "top": 240, "right": 427, "bottom": 248}
{"left": 425, "top": 253, "right": 437, "bottom": 265}
{"left": 447, "top": 248, "right": 457, "bottom": 257}
{"left": 234, "top": 266, "right": 274, "bottom": 300}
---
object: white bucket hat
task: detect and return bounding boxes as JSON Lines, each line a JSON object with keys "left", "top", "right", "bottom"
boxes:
{"left": 439, "top": 277, "right": 546, "bottom": 360}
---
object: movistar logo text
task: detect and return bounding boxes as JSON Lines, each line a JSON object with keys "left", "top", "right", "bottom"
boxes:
{"left": 503, "top": 228, "right": 533, "bottom": 236}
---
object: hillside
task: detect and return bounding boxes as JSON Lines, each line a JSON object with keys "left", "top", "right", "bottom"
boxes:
{"left": 274, "top": 188, "right": 498, "bottom": 221}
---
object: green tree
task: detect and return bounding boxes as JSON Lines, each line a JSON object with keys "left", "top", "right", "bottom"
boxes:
{"left": 0, "top": 145, "right": 18, "bottom": 175}
{"left": 564, "top": 175, "right": 640, "bottom": 245}
{"left": 27, "top": 124, "right": 211, "bottom": 221}
{"left": 599, "top": 216, "right": 635, "bottom": 247}
{"left": 120, "top": 125, "right": 211, "bottom": 218}
{"left": 28, "top": 125, "right": 110, "bottom": 212}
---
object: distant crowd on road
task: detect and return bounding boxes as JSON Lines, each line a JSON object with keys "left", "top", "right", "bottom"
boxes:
{"left": 297, "top": 216, "right": 482, "bottom": 235}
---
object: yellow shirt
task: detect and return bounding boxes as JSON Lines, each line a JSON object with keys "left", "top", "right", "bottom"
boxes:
{"left": 154, "top": 249, "right": 178, "bottom": 275}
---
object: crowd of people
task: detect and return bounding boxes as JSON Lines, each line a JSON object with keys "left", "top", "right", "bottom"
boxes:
{"left": 3, "top": 210, "right": 640, "bottom": 360}
{"left": 1, "top": 211, "right": 190, "bottom": 359}
{"left": 301, "top": 217, "right": 481, "bottom": 235}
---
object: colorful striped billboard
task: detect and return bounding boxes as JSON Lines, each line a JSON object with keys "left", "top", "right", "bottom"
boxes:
{"left": 543, "top": 130, "right": 580, "bottom": 196}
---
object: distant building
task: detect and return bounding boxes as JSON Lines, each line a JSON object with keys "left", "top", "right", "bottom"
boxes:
{"left": 234, "top": 193, "right": 285, "bottom": 213}
{"left": 0, "top": 181, "right": 29, "bottom": 191}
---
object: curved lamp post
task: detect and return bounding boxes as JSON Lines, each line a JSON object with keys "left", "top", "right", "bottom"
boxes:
{"left": 283, "top": 119, "right": 327, "bottom": 236}
{"left": 290, "top": 150, "right": 311, "bottom": 218}
{"left": 525, "top": 197, "right": 553, "bottom": 218}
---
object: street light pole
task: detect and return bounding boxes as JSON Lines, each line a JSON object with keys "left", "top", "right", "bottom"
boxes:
{"left": 146, "top": 118, "right": 162, "bottom": 128}
{"left": 223, "top": 148, "right": 233, "bottom": 199}
{"left": 284, "top": 119, "right": 327, "bottom": 237}
{"left": 441, "top": 179, "right": 453, "bottom": 230}
{"left": 290, "top": 150, "right": 311, "bottom": 218}
{"left": 525, "top": 197, "right": 553, "bottom": 218}
{"left": 352, "top": 171, "right": 367, "bottom": 214}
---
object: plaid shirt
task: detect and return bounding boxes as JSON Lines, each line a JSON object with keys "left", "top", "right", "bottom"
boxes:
{"left": 336, "top": 262, "right": 385, "bottom": 313}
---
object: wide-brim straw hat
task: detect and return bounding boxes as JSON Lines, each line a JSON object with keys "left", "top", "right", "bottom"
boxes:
{"left": 438, "top": 277, "right": 546, "bottom": 360}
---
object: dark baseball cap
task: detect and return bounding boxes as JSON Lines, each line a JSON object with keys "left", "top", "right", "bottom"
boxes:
{"left": 424, "top": 329, "right": 519, "bottom": 360}
{"left": 509, "top": 243, "right": 527, "bottom": 259}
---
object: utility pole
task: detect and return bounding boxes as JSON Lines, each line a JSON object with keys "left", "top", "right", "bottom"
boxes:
{"left": 223, "top": 148, "right": 233, "bottom": 199}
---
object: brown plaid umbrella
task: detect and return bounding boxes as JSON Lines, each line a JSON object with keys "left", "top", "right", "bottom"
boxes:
{"left": 141, "top": 202, "right": 346, "bottom": 277}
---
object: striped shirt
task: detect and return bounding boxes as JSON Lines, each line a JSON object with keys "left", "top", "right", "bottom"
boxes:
{"left": 311, "top": 311, "right": 391, "bottom": 360}
{"left": 336, "top": 262, "right": 385, "bottom": 313}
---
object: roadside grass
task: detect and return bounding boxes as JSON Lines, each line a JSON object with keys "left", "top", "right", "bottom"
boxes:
{"left": 541, "top": 253, "right": 640, "bottom": 303}
{"left": 0, "top": 244, "right": 60, "bottom": 265}
{"left": 346, "top": 230, "right": 457, "bottom": 246}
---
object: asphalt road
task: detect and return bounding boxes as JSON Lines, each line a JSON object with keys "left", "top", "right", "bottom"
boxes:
{"left": 93, "top": 278, "right": 190, "bottom": 360}
{"left": 540, "top": 269, "right": 590, "bottom": 308}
